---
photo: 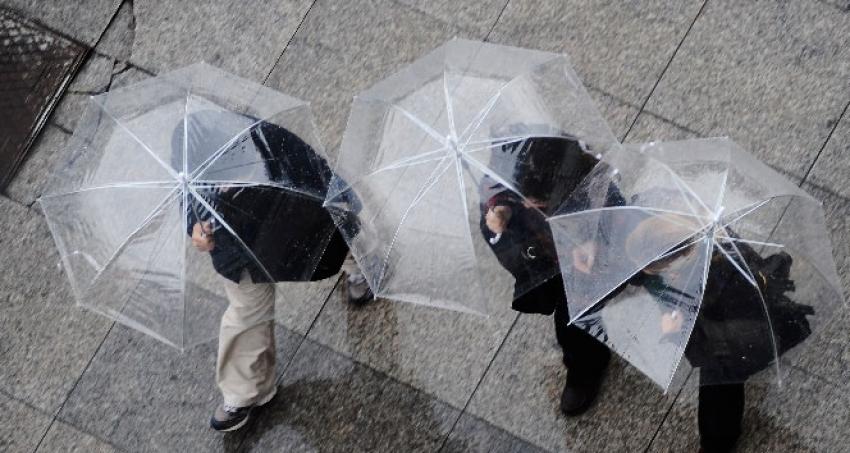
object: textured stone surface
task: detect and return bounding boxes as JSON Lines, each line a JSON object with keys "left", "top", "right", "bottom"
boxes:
{"left": 644, "top": 0, "right": 850, "bottom": 182}
{"left": 265, "top": 0, "right": 481, "bottom": 158}
{"left": 489, "top": 0, "right": 704, "bottom": 104}
{"left": 441, "top": 411, "right": 552, "bottom": 453}
{"left": 274, "top": 275, "right": 341, "bottom": 335}
{"left": 234, "top": 339, "right": 463, "bottom": 453}
{"left": 465, "top": 313, "right": 679, "bottom": 452}
{"left": 0, "top": 197, "right": 113, "bottom": 413}
{"left": 0, "top": 0, "right": 120, "bottom": 45}
{"left": 58, "top": 324, "right": 301, "bottom": 453}
{"left": 126, "top": 0, "right": 312, "bottom": 80}
{"left": 807, "top": 113, "right": 850, "bottom": 200}
{"left": 394, "top": 0, "right": 508, "bottom": 35}
{"left": 36, "top": 420, "right": 122, "bottom": 453}
{"left": 647, "top": 368, "right": 850, "bottom": 452}
{"left": 308, "top": 284, "right": 517, "bottom": 409}
{"left": 4, "top": 124, "right": 72, "bottom": 205}
{"left": 0, "top": 392, "right": 53, "bottom": 453}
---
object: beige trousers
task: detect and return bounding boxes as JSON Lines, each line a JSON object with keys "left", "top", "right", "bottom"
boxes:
{"left": 217, "top": 269, "right": 277, "bottom": 407}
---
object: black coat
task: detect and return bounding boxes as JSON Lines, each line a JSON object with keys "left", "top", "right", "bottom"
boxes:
{"left": 175, "top": 111, "right": 348, "bottom": 283}
{"left": 478, "top": 136, "right": 608, "bottom": 315}
{"left": 616, "top": 239, "right": 812, "bottom": 381}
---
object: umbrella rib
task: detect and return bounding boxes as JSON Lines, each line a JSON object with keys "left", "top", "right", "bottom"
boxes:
{"left": 461, "top": 152, "right": 548, "bottom": 218}
{"left": 190, "top": 102, "right": 309, "bottom": 179}
{"left": 656, "top": 161, "right": 713, "bottom": 218}
{"left": 186, "top": 185, "right": 277, "bottom": 283}
{"left": 389, "top": 103, "right": 449, "bottom": 148}
{"left": 563, "top": 226, "right": 706, "bottom": 324}
{"left": 324, "top": 148, "right": 449, "bottom": 205}
{"left": 183, "top": 90, "right": 189, "bottom": 176}
{"left": 91, "top": 98, "right": 178, "bottom": 180}
{"left": 713, "top": 236, "right": 783, "bottom": 385}
{"left": 40, "top": 181, "right": 178, "bottom": 199}
{"left": 86, "top": 186, "right": 180, "bottom": 289}
{"left": 190, "top": 179, "right": 326, "bottom": 203}
{"left": 716, "top": 236, "right": 784, "bottom": 249}
{"left": 375, "top": 156, "right": 453, "bottom": 292}
{"left": 189, "top": 117, "right": 266, "bottom": 179}
{"left": 549, "top": 205, "right": 710, "bottom": 222}
{"left": 662, "top": 234, "right": 714, "bottom": 391}
{"left": 718, "top": 198, "right": 774, "bottom": 229}
{"left": 456, "top": 89, "right": 502, "bottom": 147}
{"left": 443, "top": 71, "right": 457, "bottom": 140}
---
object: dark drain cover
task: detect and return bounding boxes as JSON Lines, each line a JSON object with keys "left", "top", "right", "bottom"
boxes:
{"left": 0, "top": 9, "right": 86, "bottom": 191}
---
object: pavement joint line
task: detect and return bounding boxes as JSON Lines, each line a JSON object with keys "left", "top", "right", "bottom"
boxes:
{"left": 621, "top": 0, "right": 709, "bottom": 143}
{"left": 261, "top": 0, "right": 318, "bottom": 86}
{"left": 31, "top": 322, "right": 116, "bottom": 453}
{"left": 384, "top": 0, "right": 484, "bottom": 36}
{"left": 642, "top": 367, "right": 695, "bottom": 453}
{"left": 483, "top": 0, "right": 512, "bottom": 42}
{"left": 799, "top": 98, "right": 850, "bottom": 187}
{"left": 435, "top": 312, "right": 522, "bottom": 452}
{"left": 24, "top": 0, "right": 123, "bottom": 412}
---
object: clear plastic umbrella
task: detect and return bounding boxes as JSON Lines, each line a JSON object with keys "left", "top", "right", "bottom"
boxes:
{"left": 549, "top": 138, "right": 844, "bottom": 390}
{"left": 325, "top": 38, "right": 619, "bottom": 315}
{"left": 39, "top": 63, "right": 336, "bottom": 350}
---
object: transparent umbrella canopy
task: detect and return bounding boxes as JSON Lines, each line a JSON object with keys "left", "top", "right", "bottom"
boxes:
{"left": 325, "top": 38, "right": 619, "bottom": 315}
{"left": 549, "top": 138, "right": 844, "bottom": 391}
{"left": 39, "top": 63, "right": 335, "bottom": 350}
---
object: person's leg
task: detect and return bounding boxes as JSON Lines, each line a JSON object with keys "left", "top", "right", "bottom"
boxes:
{"left": 698, "top": 380, "right": 745, "bottom": 453}
{"left": 211, "top": 269, "right": 277, "bottom": 431}
{"left": 551, "top": 278, "right": 611, "bottom": 415}
{"left": 342, "top": 252, "right": 373, "bottom": 305}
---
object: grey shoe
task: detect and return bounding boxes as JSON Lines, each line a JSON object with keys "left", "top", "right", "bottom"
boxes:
{"left": 210, "top": 388, "right": 277, "bottom": 432}
{"left": 346, "top": 270, "right": 374, "bottom": 305}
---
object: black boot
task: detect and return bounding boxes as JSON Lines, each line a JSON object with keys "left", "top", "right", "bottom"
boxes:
{"left": 560, "top": 359, "right": 609, "bottom": 416}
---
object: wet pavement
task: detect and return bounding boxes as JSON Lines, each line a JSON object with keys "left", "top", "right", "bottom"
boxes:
{"left": 1, "top": 1, "right": 849, "bottom": 452}
{"left": 0, "top": 7, "right": 85, "bottom": 190}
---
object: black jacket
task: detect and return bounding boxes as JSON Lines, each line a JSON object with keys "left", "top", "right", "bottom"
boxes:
{"left": 478, "top": 136, "right": 610, "bottom": 315}
{"left": 175, "top": 111, "right": 348, "bottom": 283}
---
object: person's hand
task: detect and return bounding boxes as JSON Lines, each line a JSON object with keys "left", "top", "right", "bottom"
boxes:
{"left": 485, "top": 205, "right": 512, "bottom": 234}
{"left": 572, "top": 241, "right": 596, "bottom": 274}
{"left": 192, "top": 221, "right": 215, "bottom": 252}
{"left": 661, "top": 310, "right": 684, "bottom": 334}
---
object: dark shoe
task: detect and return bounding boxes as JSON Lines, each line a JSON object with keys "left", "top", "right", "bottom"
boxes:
{"left": 560, "top": 366, "right": 607, "bottom": 416}
{"left": 210, "top": 388, "right": 276, "bottom": 432}
{"left": 346, "top": 270, "right": 374, "bottom": 305}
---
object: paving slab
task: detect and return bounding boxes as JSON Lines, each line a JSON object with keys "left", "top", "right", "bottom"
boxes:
{"left": 806, "top": 112, "right": 850, "bottom": 200}
{"left": 4, "top": 124, "right": 72, "bottom": 205}
{"left": 643, "top": 0, "right": 850, "bottom": 182}
{"left": 0, "top": 0, "right": 120, "bottom": 46}
{"left": 464, "top": 313, "right": 680, "bottom": 453}
{"left": 264, "top": 0, "right": 482, "bottom": 159}
{"left": 624, "top": 108, "right": 702, "bottom": 143}
{"left": 647, "top": 367, "right": 850, "bottom": 452}
{"left": 307, "top": 283, "right": 517, "bottom": 409}
{"left": 488, "top": 0, "right": 704, "bottom": 105}
{"left": 0, "top": 196, "right": 113, "bottom": 414}
{"left": 441, "top": 411, "right": 552, "bottom": 453}
{"left": 57, "top": 323, "right": 301, "bottom": 453}
{"left": 235, "top": 338, "right": 463, "bottom": 453}
{"left": 124, "top": 0, "right": 312, "bottom": 80}
{"left": 36, "top": 420, "right": 123, "bottom": 453}
{"left": 0, "top": 392, "right": 53, "bottom": 453}
{"left": 393, "top": 0, "right": 508, "bottom": 35}
{"left": 274, "top": 275, "right": 341, "bottom": 335}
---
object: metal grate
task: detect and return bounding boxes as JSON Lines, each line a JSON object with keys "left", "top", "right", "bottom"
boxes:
{"left": 0, "top": 8, "right": 86, "bottom": 191}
